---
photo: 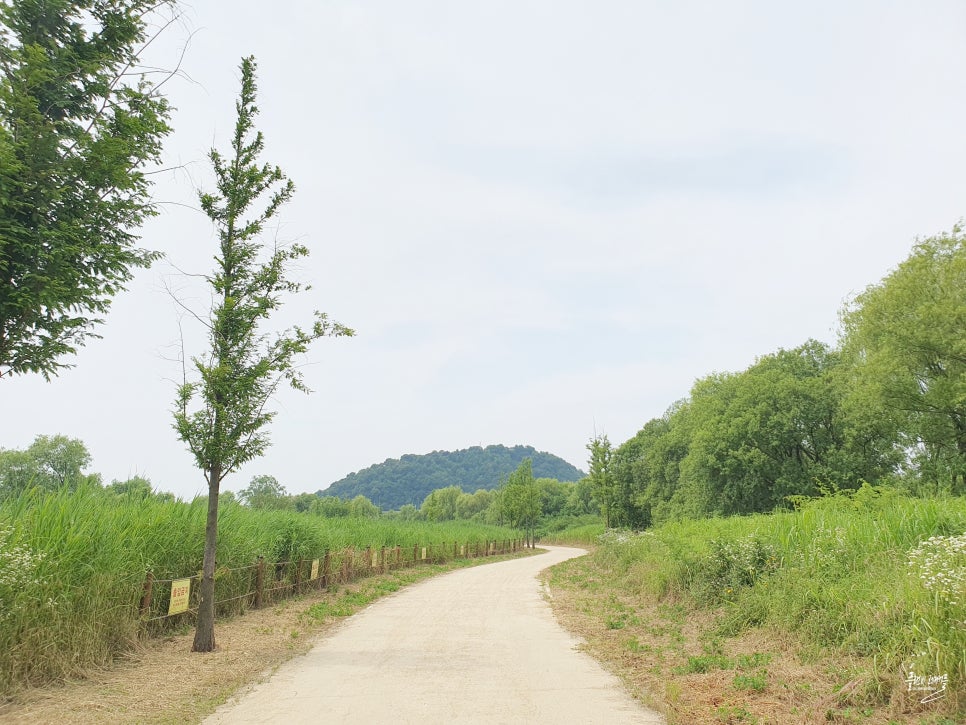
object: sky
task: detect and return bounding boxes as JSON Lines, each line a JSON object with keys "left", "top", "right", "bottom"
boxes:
{"left": 5, "top": 1, "right": 966, "bottom": 501}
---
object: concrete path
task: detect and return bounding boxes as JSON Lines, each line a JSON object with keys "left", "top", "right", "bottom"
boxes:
{"left": 205, "top": 545, "right": 664, "bottom": 724}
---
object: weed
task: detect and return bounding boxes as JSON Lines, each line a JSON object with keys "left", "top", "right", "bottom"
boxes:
{"left": 715, "top": 705, "right": 758, "bottom": 723}
{"left": 732, "top": 670, "right": 768, "bottom": 692}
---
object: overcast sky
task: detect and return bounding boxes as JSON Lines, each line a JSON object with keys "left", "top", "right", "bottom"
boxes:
{"left": 5, "top": 1, "right": 966, "bottom": 501}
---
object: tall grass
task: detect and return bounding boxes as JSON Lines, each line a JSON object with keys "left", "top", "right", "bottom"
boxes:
{"left": 584, "top": 485, "right": 966, "bottom": 703}
{"left": 0, "top": 485, "right": 519, "bottom": 694}
{"left": 539, "top": 515, "right": 604, "bottom": 545}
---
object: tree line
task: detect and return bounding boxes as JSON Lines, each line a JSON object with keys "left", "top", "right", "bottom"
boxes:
{"left": 587, "top": 229, "right": 966, "bottom": 528}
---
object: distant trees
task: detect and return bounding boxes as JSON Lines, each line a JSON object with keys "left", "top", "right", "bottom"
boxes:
{"left": 323, "top": 444, "right": 585, "bottom": 509}
{"left": 603, "top": 339, "right": 903, "bottom": 525}
{"left": 597, "top": 224, "right": 966, "bottom": 525}
{"left": 0, "top": 0, "right": 174, "bottom": 379}
{"left": 238, "top": 475, "right": 288, "bottom": 510}
{"left": 420, "top": 485, "right": 462, "bottom": 521}
{"left": 0, "top": 434, "right": 97, "bottom": 498}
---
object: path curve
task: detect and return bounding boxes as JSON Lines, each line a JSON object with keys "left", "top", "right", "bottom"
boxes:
{"left": 205, "top": 545, "right": 663, "bottom": 724}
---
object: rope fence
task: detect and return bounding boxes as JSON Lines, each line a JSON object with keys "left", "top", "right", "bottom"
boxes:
{"left": 138, "top": 538, "right": 524, "bottom": 629}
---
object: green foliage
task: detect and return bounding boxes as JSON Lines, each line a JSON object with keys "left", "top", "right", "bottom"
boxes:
{"left": 841, "top": 225, "right": 966, "bottom": 492}
{"left": 501, "top": 458, "right": 541, "bottom": 544}
{"left": 323, "top": 444, "right": 585, "bottom": 509}
{"left": 106, "top": 475, "right": 154, "bottom": 499}
{"left": 0, "top": 484, "right": 519, "bottom": 693}
{"left": 0, "top": 0, "right": 172, "bottom": 378}
{"left": 611, "top": 340, "right": 901, "bottom": 524}
{"left": 0, "top": 434, "right": 96, "bottom": 498}
{"left": 174, "top": 56, "right": 353, "bottom": 488}
{"left": 347, "top": 494, "right": 380, "bottom": 518}
{"left": 171, "top": 56, "right": 352, "bottom": 652}
{"left": 238, "top": 474, "right": 289, "bottom": 510}
{"left": 603, "top": 227, "right": 966, "bottom": 522}
{"left": 587, "top": 434, "right": 616, "bottom": 526}
{"left": 311, "top": 495, "right": 350, "bottom": 518}
{"left": 420, "top": 485, "right": 461, "bottom": 521}
{"left": 578, "top": 489, "right": 966, "bottom": 699}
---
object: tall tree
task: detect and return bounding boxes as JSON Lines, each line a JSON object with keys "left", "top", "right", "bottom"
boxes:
{"left": 586, "top": 434, "right": 614, "bottom": 527}
{"left": 173, "top": 57, "right": 353, "bottom": 653}
{"left": 503, "top": 458, "right": 541, "bottom": 547}
{"left": 841, "top": 226, "right": 966, "bottom": 491}
{"left": 0, "top": 0, "right": 173, "bottom": 379}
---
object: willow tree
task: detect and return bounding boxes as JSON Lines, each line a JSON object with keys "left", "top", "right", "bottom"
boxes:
{"left": 174, "top": 57, "right": 353, "bottom": 652}
{"left": 841, "top": 226, "right": 966, "bottom": 492}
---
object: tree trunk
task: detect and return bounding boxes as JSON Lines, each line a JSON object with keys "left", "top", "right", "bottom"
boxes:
{"left": 192, "top": 465, "right": 221, "bottom": 652}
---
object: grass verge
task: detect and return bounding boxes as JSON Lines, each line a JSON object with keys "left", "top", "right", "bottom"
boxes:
{"left": 544, "top": 487, "right": 966, "bottom": 724}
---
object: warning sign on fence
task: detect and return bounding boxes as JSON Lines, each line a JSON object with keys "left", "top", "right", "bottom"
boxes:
{"left": 168, "top": 578, "right": 191, "bottom": 616}
{"left": 310, "top": 559, "right": 319, "bottom": 580}
{"left": 421, "top": 547, "right": 427, "bottom": 560}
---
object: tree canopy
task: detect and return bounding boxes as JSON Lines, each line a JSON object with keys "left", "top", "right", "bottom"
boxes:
{"left": 0, "top": 0, "right": 173, "bottom": 379}
{"left": 841, "top": 226, "right": 966, "bottom": 491}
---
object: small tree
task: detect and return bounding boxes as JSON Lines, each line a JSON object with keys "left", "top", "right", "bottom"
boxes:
{"left": 0, "top": 0, "right": 174, "bottom": 379}
{"left": 173, "top": 57, "right": 352, "bottom": 653}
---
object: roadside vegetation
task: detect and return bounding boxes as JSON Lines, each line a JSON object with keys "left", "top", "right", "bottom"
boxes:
{"left": 543, "top": 229, "right": 966, "bottom": 722}
{"left": 0, "top": 483, "right": 518, "bottom": 696}
{"left": 547, "top": 488, "right": 966, "bottom": 722}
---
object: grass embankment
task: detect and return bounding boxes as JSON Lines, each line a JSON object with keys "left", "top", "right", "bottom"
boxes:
{"left": 546, "top": 486, "right": 966, "bottom": 724}
{"left": 0, "top": 486, "right": 519, "bottom": 697}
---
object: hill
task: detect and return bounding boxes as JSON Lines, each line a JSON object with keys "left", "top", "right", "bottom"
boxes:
{"left": 320, "top": 444, "right": 586, "bottom": 509}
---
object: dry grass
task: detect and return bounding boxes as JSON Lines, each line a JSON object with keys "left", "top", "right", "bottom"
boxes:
{"left": 544, "top": 562, "right": 961, "bottom": 725}
{"left": 0, "top": 551, "right": 536, "bottom": 724}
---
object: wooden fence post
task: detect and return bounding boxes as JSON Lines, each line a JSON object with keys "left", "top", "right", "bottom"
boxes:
{"left": 254, "top": 556, "right": 265, "bottom": 609}
{"left": 343, "top": 547, "right": 353, "bottom": 583}
{"left": 139, "top": 571, "right": 153, "bottom": 618}
{"left": 322, "top": 550, "right": 331, "bottom": 588}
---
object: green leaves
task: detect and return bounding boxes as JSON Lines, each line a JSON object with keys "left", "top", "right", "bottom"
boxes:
{"left": 0, "top": 0, "right": 172, "bottom": 379}
{"left": 840, "top": 226, "right": 966, "bottom": 491}
{"left": 174, "top": 56, "right": 353, "bottom": 487}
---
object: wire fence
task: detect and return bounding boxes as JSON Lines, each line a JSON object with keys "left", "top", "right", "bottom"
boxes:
{"left": 138, "top": 538, "right": 524, "bottom": 630}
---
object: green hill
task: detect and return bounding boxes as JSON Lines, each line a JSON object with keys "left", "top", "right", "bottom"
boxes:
{"left": 319, "top": 444, "right": 585, "bottom": 509}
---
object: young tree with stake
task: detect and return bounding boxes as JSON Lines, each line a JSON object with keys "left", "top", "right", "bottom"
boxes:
{"left": 174, "top": 56, "right": 353, "bottom": 653}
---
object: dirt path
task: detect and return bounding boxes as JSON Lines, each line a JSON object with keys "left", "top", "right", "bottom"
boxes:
{"left": 205, "top": 545, "right": 663, "bottom": 724}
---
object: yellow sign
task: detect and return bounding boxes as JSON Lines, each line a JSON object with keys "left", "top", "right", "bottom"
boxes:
{"left": 460, "top": 545, "right": 465, "bottom": 556}
{"left": 168, "top": 578, "right": 191, "bottom": 616}
{"left": 421, "top": 547, "right": 427, "bottom": 560}
{"left": 310, "top": 559, "right": 320, "bottom": 580}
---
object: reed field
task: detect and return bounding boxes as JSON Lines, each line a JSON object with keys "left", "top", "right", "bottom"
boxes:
{"left": 538, "top": 517, "right": 605, "bottom": 545}
{"left": 548, "top": 485, "right": 966, "bottom": 721}
{"left": 0, "top": 485, "right": 519, "bottom": 695}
